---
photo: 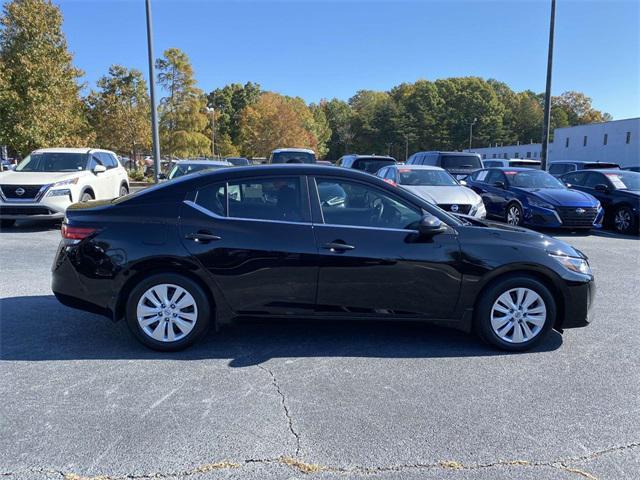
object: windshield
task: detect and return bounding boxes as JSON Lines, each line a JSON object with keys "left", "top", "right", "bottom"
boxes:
{"left": 16, "top": 152, "right": 88, "bottom": 172}
{"left": 440, "top": 155, "right": 483, "bottom": 170}
{"left": 399, "top": 169, "right": 458, "bottom": 186}
{"left": 168, "top": 163, "right": 225, "bottom": 179}
{"left": 605, "top": 171, "right": 640, "bottom": 191}
{"left": 353, "top": 158, "right": 395, "bottom": 174}
{"left": 507, "top": 171, "right": 566, "bottom": 189}
{"left": 271, "top": 151, "right": 315, "bottom": 164}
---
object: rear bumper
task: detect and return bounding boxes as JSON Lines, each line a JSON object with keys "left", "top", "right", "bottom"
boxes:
{"left": 559, "top": 276, "right": 596, "bottom": 329}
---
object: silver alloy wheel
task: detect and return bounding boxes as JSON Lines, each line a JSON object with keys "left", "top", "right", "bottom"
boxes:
{"left": 614, "top": 208, "right": 631, "bottom": 232}
{"left": 136, "top": 284, "right": 198, "bottom": 342}
{"left": 507, "top": 205, "right": 521, "bottom": 225}
{"left": 490, "top": 288, "right": 546, "bottom": 344}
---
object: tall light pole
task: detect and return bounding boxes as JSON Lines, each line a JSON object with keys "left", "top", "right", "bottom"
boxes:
{"left": 540, "top": 0, "right": 556, "bottom": 171}
{"left": 206, "top": 107, "right": 215, "bottom": 158}
{"left": 469, "top": 117, "right": 477, "bottom": 150}
{"left": 404, "top": 135, "right": 409, "bottom": 161}
{"left": 145, "top": 0, "right": 161, "bottom": 183}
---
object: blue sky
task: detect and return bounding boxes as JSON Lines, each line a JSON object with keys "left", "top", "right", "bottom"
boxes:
{"left": 40, "top": 1, "right": 640, "bottom": 118}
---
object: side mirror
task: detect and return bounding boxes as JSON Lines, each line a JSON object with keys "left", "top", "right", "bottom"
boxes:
{"left": 418, "top": 214, "right": 446, "bottom": 237}
{"left": 594, "top": 184, "right": 609, "bottom": 193}
{"left": 93, "top": 164, "right": 107, "bottom": 174}
{"left": 564, "top": 182, "right": 572, "bottom": 188}
{"left": 459, "top": 180, "right": 468, "bottom": 186}
{"left": 493, "top": 181, "right": 506, "bottom": 189}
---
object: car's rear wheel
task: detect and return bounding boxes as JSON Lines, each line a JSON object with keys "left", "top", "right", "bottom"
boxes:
{"left": 125, "top": 273, "right": 211, "bottom": 351}
{"left": 119, "top": 184, "right": 129, "bottom": 197}
{"left": 1, "top": 219, "right": 16, "bottom": 228}
{"left": 505, "top": 203, "right": 523, "bottom": 226}
{"left": 475, "top": 276, "right": 555, "bottom": 351}
{"left": 80, "top": 192, "right": 94, "bottom": 202}
{"left": 613, "top": 206, "right": 636, "bottom": 234}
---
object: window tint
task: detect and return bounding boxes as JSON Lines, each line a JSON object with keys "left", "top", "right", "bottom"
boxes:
{"left": 563, "top": 171, "right": 588, "bottom": 186}
{"left": 100, "top": 152, "right": 118, "bottom": 169}
{"left": 228, "top": 177, "right": 305, "bottom": 222}
{"left": 484, "top": 170, "right": 505, "bottom": 185}
{"left": 583, "top": 173, "right": 607, "bottom": 189}
{"left": 195, "top": 183, "right": 226, "bottom": 217}
{"left": 316, "top": 178, "right": 421, "bottom": 230}
{"left": 88, "top": 154, "right": 104, "bottom": 170}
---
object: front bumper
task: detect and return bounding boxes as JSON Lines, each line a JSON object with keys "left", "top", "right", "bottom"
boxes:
{"left": 523, "top": 205, "right": 603, "bottom": 229}
{"left": 0, "top": 195, "right": 72, "bottom": 220}
{"left": 558, "top": 276, "right": 596, "bottom": 329}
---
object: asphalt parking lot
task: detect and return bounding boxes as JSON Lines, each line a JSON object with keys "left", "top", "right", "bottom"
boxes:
{"left": 1, "top": 221, "right": 639, "bottom": 480}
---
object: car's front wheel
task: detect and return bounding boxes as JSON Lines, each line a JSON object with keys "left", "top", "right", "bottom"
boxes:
{"left": 613, "top": 205, "right": 637, "bottom": 235}
{"left": 125, "top": 273, "right": 211, "bottom": 351}
{"left": 475, "top": 276, "right": 556, "bottom": 351}
{"left": 119, "top": 184, "right": 129, "bottom": 197}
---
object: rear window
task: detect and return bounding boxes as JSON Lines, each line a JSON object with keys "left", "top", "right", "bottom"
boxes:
{"left": 439, "top": 155, "right": 482, "bottom": 170}
{"left": 509, "top": 161, "right": 541, "bottom": 169}
{"left": 584, "top": 163, "right": 620, "bottom": 170}
{"left": 352, "top": 158, "right": 396, "bottom": 174}
{"left": 270, "top": 151, "right": 316, "bottom": 164}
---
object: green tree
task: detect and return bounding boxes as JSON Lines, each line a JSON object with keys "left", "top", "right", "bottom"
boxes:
{"left": 0, "top": 0, "right": 92, "bottom": 156}
{"left": 309, "top": 103, "right": 331, "bottom": 159}
{"left": 86, "top": 65, "right": 151, "bottom": 158}
{"left": 207, "top": 82, "right": 261, "bottom": 151}
{"left": 321, "top": 98, "right": 353, "bottom": 159}
{"left": 553, "top": 91, "right": 612, "bottom": 125}
{"left": 156, "top": 48, "right": 210, "bottom": 158}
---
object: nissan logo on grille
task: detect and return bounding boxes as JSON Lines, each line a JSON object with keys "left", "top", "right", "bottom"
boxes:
{"left": 576, "top": 208, "right": 586, "bottom": 214}
{"left": 15, "top": 187, "right": 25, "bottom": 196}
{"left": 450, "top": 204, "right": 459, "bottom": 212}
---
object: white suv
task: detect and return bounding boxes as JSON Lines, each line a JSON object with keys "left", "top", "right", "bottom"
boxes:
{"left": 0, "top": 148, "right": 129, "bottom": 227}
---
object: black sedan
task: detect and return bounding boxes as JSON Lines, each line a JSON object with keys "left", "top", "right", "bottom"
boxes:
{"left": 561, "top": 169, "right": 640, "bottom": 234}
{"left": 52, "top": 165, "right": 595, "bottom": 352}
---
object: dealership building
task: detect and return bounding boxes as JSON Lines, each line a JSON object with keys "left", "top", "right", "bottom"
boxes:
{"left": 466, "top": 117, "right": 639, "bottom": 167}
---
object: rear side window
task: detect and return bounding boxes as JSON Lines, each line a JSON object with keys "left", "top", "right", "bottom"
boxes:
{"left": 549, "top": 163, "right": 574, "bottom": 175}
{"left": 195, "top": 183, "right": 227, "bottom": 217}
{"left": 227, "top": 177, "right": 306, "bottom": 222}
{"left": 439, "top": 155, "right": 482, "bottom": 170}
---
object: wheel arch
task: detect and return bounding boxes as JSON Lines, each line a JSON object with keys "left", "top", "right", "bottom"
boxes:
{"left": 113, "top": 258, "right": 221, "bottom": 326}
{"left": 79, "top": 186, "right": 95, "bottom": 199}
{"left": 473, "top": 266, "right": 566, "bottom": 330}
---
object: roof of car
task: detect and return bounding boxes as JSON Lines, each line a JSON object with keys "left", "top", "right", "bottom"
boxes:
{"left": 342, "top": 154, "right": 395, "bottom": 160}
{"left": 32, "top": 147, "right": 114, "bottom": 154}
{"left": 391, "top": 164, "right": 444, "bottom": 171}
{"left": 580, "top": 169, "right": 633, "bottom": 175}
{"left": 271, "top": 148, "right": 315, "bottom": 154}
{"left": 412, "top": 151, "right": 480, "bottom": 156}
{"left": 175, "top": 159, "right": 231, "bottom": 166}
{"left": 550, "top": 161, "right": 619, "bottom": 165}
{"left": 488, "top": 167, "right": 544, "bottom": 172}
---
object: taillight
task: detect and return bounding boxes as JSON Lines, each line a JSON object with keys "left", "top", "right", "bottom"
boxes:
{"left": 61, "top": 224, "right": 97, "bottom": 240}
{"left": 384, "top": 179, "right": 397, "bottom": 186}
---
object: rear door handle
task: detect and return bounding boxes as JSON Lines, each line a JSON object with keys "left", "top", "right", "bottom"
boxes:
{"left": 323, "top": 242, "right": 355, "bottom": 252}
{"left": 185, "top": 232, "right": 221, "bottom": 243}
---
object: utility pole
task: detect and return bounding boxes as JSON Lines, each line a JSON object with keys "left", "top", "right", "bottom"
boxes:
{"left": 206, "top": 107, "right": 215, "bottom": 158}
{"left": 540, "top": 0, "right": 556, "bottom": 171}
{"left": 469, "top": 118, "right": 477, "bottom": 150}
{"left": 145, "top": 0, "right": 161, "bottom": 183}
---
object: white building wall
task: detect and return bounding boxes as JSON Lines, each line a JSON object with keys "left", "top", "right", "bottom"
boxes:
{"left": 466, "top": 117, "right": 640, "bottom": 168}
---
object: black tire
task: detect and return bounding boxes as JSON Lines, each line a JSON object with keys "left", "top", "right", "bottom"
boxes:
{"left": 1, "top": 219, "right": 16, "bottom": 228}
{"left": 80, "top": 191, "right": 94, "bottom": 202}
{"left": 119, "top": 184, "right": 129, "bottom": 197}
{"left": 125, "top": 273, "right": 211, "bottom": 351}
{"left": 613, "top": 205, "right": 637, "bottom": 235}
{"left": 474, "top": 275, "right": 556, "bottom": 351}
{"left": 505, "top": 202, "right": 523, "bottom": 226}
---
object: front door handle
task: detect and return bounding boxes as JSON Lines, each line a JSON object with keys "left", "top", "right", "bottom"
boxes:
{"left": 185, "top": 232, "right": 221, "bottom": 243}
{"left": 323, "top": 242, "right": 355, "bottom": 252}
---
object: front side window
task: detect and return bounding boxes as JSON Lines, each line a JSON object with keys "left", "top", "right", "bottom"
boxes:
{"left": 316, "top": 178, "right": 422, "bottom": 230}
{"left": 506, "top": 171, "right": 566, "bottom": 189}
{"left": 562, "top": 172, "right": 587, "bottom": 186}
{"left": 583, "top": 173, "right": 606, "bottom": 189}
{"left": 228, "top": 177, "right": 305, "bottom": 222}
{"left": 16, "top": 152, "right": 88, "bottom": 172}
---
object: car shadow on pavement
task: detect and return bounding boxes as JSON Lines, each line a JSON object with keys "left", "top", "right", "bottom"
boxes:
{"left": 0, "top": 219, "right": 62, "bottom": 233}
{"left": 0, "top": 295, "right": 563, "bottom": 365}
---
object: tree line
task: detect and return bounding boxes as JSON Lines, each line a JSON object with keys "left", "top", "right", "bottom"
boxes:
{"left": 0, "top": 0, "right": 611, "bottom": 162}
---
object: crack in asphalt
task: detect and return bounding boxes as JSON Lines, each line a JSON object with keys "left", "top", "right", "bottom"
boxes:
{"left": 2, "top": 441, "right": 638, "bottom": 479}
{"left": 256, "top": 364, "right": 302, "bottom": 457}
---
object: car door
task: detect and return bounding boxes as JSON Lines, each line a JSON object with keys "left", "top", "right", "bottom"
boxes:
{"left": 580, "top": 172, "right": 614, "bottom": 211}
{"left": 468, "top": 170, "right": 504, "bottom": 217}
{"left": 179, "top": 175, "right": 318, "bottom": 316}
{"left": 101, "top": 152, "right": 122, "bottom": 197}
{"left": 86, "top": 154, "right": 112, "bottom": 198}
{"left": 310, "top": 176, "right": 462, "bottom": 319}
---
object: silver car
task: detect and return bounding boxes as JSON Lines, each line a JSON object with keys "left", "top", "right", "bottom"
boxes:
{"left": 376, "top": 164, "right": 486, "bottom": 218}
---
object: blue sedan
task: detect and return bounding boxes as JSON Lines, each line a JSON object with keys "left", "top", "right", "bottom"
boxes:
{"left": 466, "top": 167, "right": 603, "bottom": 230}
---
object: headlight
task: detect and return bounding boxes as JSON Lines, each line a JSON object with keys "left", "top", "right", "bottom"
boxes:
{"left": 528, "top": 197, "right": 555, "bottom": 209}
{"left": 470, "top": 197, "right": 485, "bottom": 215}
{"left": 51, "top": 178, "right": 79, "bottom": 187}
{"left": 48, "top": 188, "right": 71, "bottom": 197}
{"left": 549, "top": 253, "right": 592, "bottom": 275}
